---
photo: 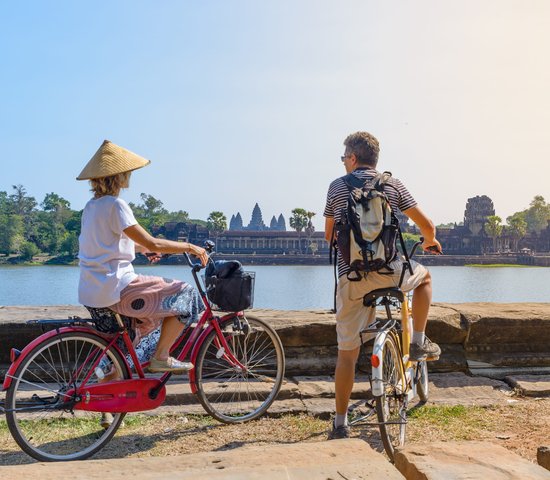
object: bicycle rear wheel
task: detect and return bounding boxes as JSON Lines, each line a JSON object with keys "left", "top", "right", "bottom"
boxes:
{"left": 374, "top": 335, "right": 406, "bottom": 462}
{"left": 195, "top": 314, "right": 285, "bottom": 423}
{"left": 5, "top": 331, "right": 129, "bottom": 462}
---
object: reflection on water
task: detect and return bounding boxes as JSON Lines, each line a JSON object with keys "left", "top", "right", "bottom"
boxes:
{"left": 0, "top": 265, "right": 548, "bottom": 309}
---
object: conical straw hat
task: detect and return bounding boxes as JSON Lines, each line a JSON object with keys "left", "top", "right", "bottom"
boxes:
{"left": 77, "top": 140, "right": 151, "bottom": 180}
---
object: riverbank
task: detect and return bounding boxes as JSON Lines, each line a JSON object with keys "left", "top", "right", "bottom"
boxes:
{"left": 0, "top": 254, "right": 77, "bottom": 266}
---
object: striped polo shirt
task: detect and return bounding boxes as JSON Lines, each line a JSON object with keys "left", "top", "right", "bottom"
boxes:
{"left": 324, "top": 167, "right": 417, "bottom": 278}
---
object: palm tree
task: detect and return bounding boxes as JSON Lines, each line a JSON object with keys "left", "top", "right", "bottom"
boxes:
{"left": 289, "top": 208, "right": 309, "bottom": 254}
{"left": 207, "top": 211, "right": 227, "bottom": 246}
{"left": 506, "top": 214, "right": 527, "bottom": 252}
{"left": 305, "top": 211, "right": 316, "bottom": 254}
{"left": 485, "top": 215, "right": 503, "bottom": 253}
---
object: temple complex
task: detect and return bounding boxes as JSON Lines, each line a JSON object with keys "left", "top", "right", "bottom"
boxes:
{"left": 152, "top": 197, "right": 550, "bottom": 257}
{"left": 433, "top": 195, "right": 550, "bottom": 254}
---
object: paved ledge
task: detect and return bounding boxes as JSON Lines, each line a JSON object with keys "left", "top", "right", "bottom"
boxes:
{"left": 0, "top": 439, "right": 404, "bottom": 480}
{"left": 395, "top": 441, "right": 550, "bottom": 479}
{"left": 1, "top": 304, "right": 550, "bottom": 378}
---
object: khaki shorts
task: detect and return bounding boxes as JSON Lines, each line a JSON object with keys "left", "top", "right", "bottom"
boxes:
{"left": 335, "top": 258, "right": 429, "bottom": 351}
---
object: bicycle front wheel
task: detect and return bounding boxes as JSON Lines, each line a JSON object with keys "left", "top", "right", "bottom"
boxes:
{"left": 416, "top": 360, "right": 429, "bottom": 403}
{"left": 195, "top": 314, "right": 285, "bottom": 423}
{"left": 5, "top": 331, "right": 130, "bottom": 462}
{"left": 374, "top": 335, "right": 406, "bottom": 462}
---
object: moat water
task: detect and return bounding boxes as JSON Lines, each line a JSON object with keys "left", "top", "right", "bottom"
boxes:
{"left": 0, "top": 265, "right": 549, "bottom": 309}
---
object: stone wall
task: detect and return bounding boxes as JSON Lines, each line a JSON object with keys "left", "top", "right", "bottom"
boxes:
{"left": 0, "top": 304, "right": 549, "bottom": 379}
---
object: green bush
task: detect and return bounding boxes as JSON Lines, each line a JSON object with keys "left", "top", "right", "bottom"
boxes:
{"left": 20, "top": 241, "right": 39, "bottom": 261}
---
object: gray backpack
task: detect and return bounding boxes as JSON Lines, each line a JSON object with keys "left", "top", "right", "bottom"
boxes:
{"left": 334, "top": 171, "right": 400, "bottom": 280}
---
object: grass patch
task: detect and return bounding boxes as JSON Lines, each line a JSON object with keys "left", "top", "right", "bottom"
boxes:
{"left": 465, "top": 264, "right": 535, "bottom": 268}
{"left": 406, "top": 405, "right": 498, "bottom": 441}
{"left": 408, "top": 404, "right": 471, "bottom": 422}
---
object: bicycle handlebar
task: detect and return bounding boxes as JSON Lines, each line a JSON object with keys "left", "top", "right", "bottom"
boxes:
{"left": 409, "top": 239, "right": 423, "bottom": 259}
{"left": 409, "top": 237, "right": 441, "bottom": 259}
{"left": 183, "top": 239, "right": 215, "bottom": 272}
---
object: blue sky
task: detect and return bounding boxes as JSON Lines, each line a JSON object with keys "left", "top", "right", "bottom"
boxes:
{"left": 1, "top": 1, "right": 549, "bottom": 230}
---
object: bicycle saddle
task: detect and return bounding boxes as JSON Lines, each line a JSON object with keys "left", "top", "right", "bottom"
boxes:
{"left": 363, "top": 287, "right": 404, "bottom": 307}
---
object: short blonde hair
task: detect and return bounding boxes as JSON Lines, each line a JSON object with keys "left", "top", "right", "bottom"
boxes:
{"left": 90, "top": 171, "right": 130, "bottom": 198}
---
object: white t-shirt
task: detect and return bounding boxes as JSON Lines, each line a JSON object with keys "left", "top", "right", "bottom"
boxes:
{"left": 78, "top": 196, "right": 139, "bottom": 307}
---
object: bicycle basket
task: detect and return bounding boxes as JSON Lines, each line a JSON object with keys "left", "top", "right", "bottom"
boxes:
{"left": 204, "top": 271, "right": 255, "bottom": 311}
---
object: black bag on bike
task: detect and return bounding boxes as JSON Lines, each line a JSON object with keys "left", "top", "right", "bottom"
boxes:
{"left": 85, "top": 306, "right": 136, "bottom": 341}
{"left": 334, "top": 171, "right": 400, "bottom": 280}
{"left": 205, "top": 260, "right": 255, "bottom": 311}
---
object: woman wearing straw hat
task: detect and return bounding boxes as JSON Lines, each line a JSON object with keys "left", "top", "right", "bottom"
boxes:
{"left": 77, "top": 140, "right": 208, "bottom": 376}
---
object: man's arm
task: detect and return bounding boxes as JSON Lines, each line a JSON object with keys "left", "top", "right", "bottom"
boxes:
{"left": 402, "top": 205, "right": 442, "bottom": 253}
{"left": 325, "top": 217, "right": 335, "bottom": 243}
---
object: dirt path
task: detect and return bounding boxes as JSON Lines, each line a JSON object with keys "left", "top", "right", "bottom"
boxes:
{"left": 1, "top": 397, "right": 548, "bottom": 466}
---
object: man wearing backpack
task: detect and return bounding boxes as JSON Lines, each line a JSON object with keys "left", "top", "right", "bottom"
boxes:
{"left": 324, "top": 131, "right": 442, "bottom": 440}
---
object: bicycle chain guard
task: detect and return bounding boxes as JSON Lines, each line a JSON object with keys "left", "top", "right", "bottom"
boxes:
{"left": 67, "top": 378, "right": 166, "bottom": 413}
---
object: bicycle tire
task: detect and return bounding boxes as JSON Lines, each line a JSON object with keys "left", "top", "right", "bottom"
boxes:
{"left": 374, "top": 334, "right": 406, "bottom": 462}
{"left": 5, "top": 331, "right": 130, "bottom": 462}
{"left": 416, "top": 360, "right": 429, "bottom": 403}
{"left": 194, "top": 314, "right": 285, "bottom": 423}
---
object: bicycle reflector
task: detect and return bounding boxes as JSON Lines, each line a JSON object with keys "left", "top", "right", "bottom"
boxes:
{"left": 10, "top": 348, "right": 21, "bottom": 363}
{"left": 371, "top": 354, "right": 380, "bottom": 368}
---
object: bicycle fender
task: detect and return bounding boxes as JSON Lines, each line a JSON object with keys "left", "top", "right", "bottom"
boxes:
{"left": 370, "top": 329, "right": 391, "bottom": 397}
{"left": 2, "top": 327, "right": 126, "bottom": 391}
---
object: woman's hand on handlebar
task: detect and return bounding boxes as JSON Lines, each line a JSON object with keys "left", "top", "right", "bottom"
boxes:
{"left": 143, "top": 251, "right": 163, "bottom": 263}
{"left": 187, "top": 244, "right": 209, "bottom": 266}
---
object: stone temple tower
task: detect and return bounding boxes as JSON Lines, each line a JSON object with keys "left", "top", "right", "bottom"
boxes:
{"left": 464, "top": 195, "right": 495, "bottom": 236}
{"left": 229, "top": 212, "right": 243, "bottom": 231}
{"left": 277, "top": 214, "right": 286, "bottom": 231}
{"left": 247, "top": 203, "right": 266, "bottom": 231}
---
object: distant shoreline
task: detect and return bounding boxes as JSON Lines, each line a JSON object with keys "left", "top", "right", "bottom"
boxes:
{"left": 2, "top": 253, "right": 549, "bottom": 267}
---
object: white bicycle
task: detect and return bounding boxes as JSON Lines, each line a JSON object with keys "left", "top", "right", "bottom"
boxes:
{"left": 350, "top": 239, "right": 430, "bottom": 462}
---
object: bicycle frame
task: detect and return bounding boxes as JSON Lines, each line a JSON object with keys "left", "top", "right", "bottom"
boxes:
{"left": 370, "top": 299, "right": 410, "bottom": 398}
{"left": 370, "top": 238, "right": 427, "bottom": 398}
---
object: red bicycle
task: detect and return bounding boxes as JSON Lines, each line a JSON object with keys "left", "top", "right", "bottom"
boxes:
{"left": 1, "top": 243, "right": 285, "bottom": 462}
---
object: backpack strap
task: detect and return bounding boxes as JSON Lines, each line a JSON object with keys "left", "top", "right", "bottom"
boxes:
{"left": 373, "top": 171, "right": 392, "bottom": 191}
{"left": 342, "top": 173, "right": 367, "bottom": 191}
{"left": 328, "top": 226, "right": 337, "bottom": 312}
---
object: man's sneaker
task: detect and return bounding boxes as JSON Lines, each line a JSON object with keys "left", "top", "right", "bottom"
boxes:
{"left": 410, "top": 337, "right": 441, "bottom": 362}
{"left": 100, "top": 412, "right": 125, "bottom": 429}
{"left": 100, "top": 412, "right": 114, "bottom": 429}
{"left": 327, "top": 421, "right": 350, "bottom": 440}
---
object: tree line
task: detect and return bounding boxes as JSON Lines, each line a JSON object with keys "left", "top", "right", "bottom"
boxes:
{"left": 0, "top": 186, "right": 218, "bottom": 261}
{"left": 0, "top": 186, "right": 321, "bottom": 260}
{"left": 3, "top": 184, "right": 545, "bottom": 260}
